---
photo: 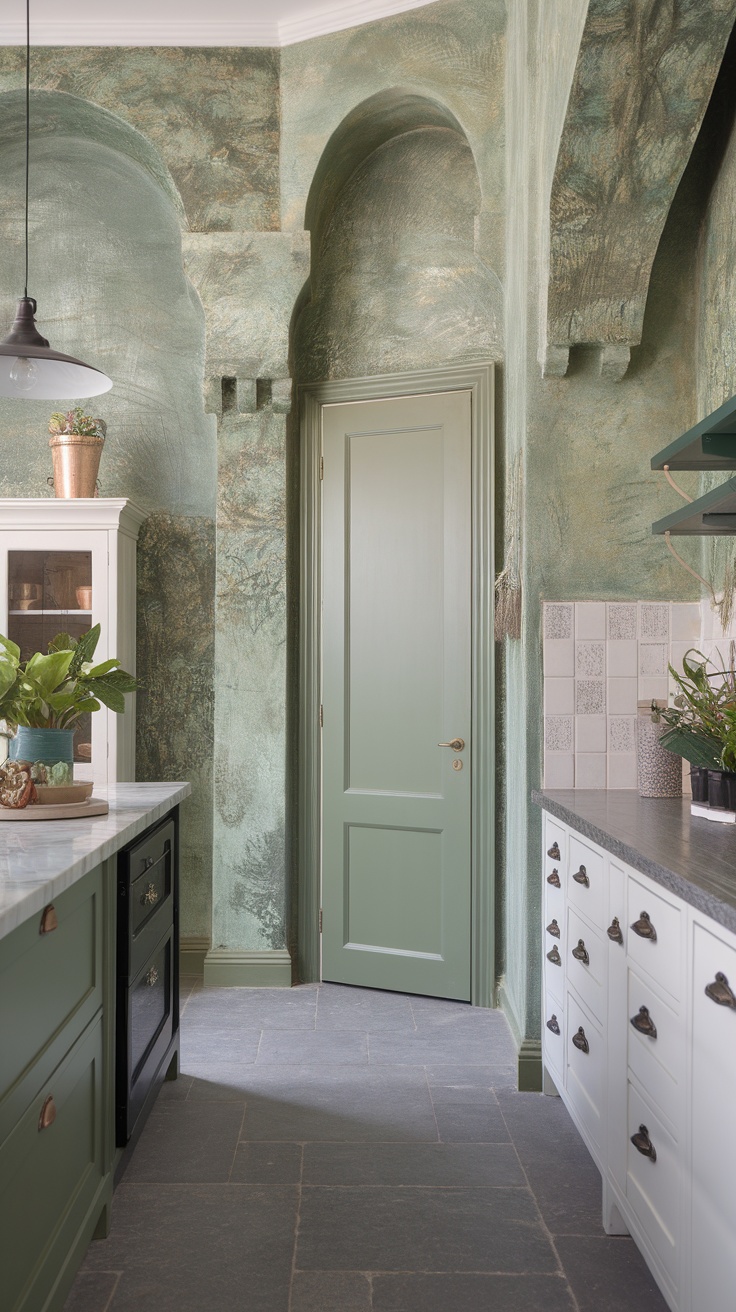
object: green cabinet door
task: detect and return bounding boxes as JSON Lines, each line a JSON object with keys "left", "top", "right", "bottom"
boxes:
{"left": 321, "top": 391, "right": 472, "bottom": 999}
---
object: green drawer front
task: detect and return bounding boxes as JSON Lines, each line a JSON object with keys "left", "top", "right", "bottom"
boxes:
{"left": 0, "top": 867, "right": 103, "bottom": 1123}
{"left": 0, "top": 1015, "right": 105, "bottom": 1312}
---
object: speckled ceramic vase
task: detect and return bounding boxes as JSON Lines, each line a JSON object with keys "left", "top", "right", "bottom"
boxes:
{"left": 636, "top": 715, "right": 682, "bottom": 798}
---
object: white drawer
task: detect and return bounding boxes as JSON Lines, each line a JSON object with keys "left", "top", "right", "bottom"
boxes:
{"left": 626, "top": 968, "right": 682, "bottom": 1131}
{"left": 567, "top": 905, "right": 604, "bottom": 1024}
{"left": 544, "top": 871, "right": 564, "bottom": 927}
{"left": 543, "top": 1004, "right": 564, "bottom": 1084}
{"left": 544, "top": 934, "right": 564, "bottom": 1006}
{"left": 626, "top": 1081, "right": 680, "bottom": 1292}
{"left": 565, "top": 990, "right": 603, "bottom": 1152}
{"left": 568, "top": 834, "right": 605, "bottom": 929}
{"left": 627, "top": 874, "right": 682, "bottom": 1002}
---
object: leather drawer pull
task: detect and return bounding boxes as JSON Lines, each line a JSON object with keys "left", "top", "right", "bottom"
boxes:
{"left": 546, "top": 919, "right": 560, "bottom": 939}
{"left": 705, "top": 971, "right": 736, "bottom": 1008}
{"left": 546, "top": 1014, "right": 560, "bottom": 1035}
{"left": 606, "top": 917, "right": 623, "bottom": 944}
{"left": 39, "top": 904, "right": 58, "bottom": 935}
{"left": 547, "top": 869, "right": 561, "bottom": 888}
{"left": 631, "top": 911, "right": 657, "bottom": 941}
{"left": 546, "top": 945, "right": 561, "bottom": 966}
{"left": 572, "top": 1026, "right": 589, "bottom": 1054}
{"left": 630, "top": 1005, "right": 657, "bottom": 1039}
{"left": 547, "top": 842, "right": 561, "bottom": 860}
{"left": 631, "top": 1124, "right": 657, "bottom": 1162}
{"left": 572, "top": 865, "right": 589, "bottom": 887}
{"left": 572, "top": 938, "right": 589, "bottom": 966}
{"left": 38, "top": 1094, "right": 56, "bottom": 1131}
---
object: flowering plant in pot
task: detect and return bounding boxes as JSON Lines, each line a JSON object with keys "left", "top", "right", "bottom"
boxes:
{"left": 0, "top": 625, "right": 135, "bottom": 807}
{"left": 658, "top": 648, "right": 736, "bottom": 808}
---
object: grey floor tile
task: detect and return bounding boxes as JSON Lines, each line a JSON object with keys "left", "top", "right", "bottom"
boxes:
{"left": 122, "top": 1102, "right": 244, "bottom": 1184}
{"left": 185, "top": 987, "right": 318, "bottom": 1031}
{"left": 431, "top": 1098, "right": 511, "bottom": 1144}
{"left": 555, "top": 1236, "right": 670, "bottom": 1311}
{"left": 303, "top": 1141, "right": 525, "bottom": 1187}
{"left": 240, "top": 1068, "right": 439, "bottom": 1142}
{"left": 524, "top": 1158, "right": 606, "bottom": 1237}
{"left": 372, "top": 1273, "right": 576, "bottom": 1311}
{"left": 256, "top": 1029, "right": 369, "bottom": 1065}
{"left": 153, "top": 1072, "right": 193, "bottom": 1102}
{"left": 229, "top": 1141, "right": 302, "bottom": 1184}
{"left": 175, "top": 1071, "right": 249, "bottom": 1101}
{"left": 316, "top": 984, "right": 416, "bottom": 1031}
{"left": 63, "top": 1271, "right": 120, "bottom": 1312}
{"left": 290, "top": 1272, "right": 372, "bottom": 1311}
{"left": 369, "top": 1031, "right": 501, "bottom": 1065}
{"left": 425, "top": 1063, "right": 517, "bottom": 1090}
{"left": 81, "top": 1184, "right": 297, "bottom": 1312}
{"left": 179, "top": 1026, "right": 262, "bottom": 1065}
{"left": 297, "top": 1186, "right": 557, "bottom": 1272}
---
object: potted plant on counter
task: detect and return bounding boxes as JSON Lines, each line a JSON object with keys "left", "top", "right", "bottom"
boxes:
{"left": 0, "top": 625, "right": 135, "bottom": 807}
{"left": 659, "top": 647, "right": 736, "bottom": 812}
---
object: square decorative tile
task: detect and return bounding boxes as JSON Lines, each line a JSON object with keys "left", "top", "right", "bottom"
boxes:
{"left": 668, "top": 642, "right": 694, "bottom": 677}
{"left": 574, "top": 754, "right": 606, "bottom": 788}
{"left": 608, "top": 716, "right": 635, "bottom": 753}
{"left": 575, "top": 681, "right": 605, "bottom": 715}
{"left": 545, "top": 717, "right": 574, "bottom": 752}
{"left": 544, "top": 754, "right": 574, "bottom": 788}
{"left": 639, "top": 603, "right": 669, "bottom": 640}
{"left": 639, "top": 643, "right": 668, "bottom": 677}
{"left": 670, "top": 603, "right": 701, "bottom": 641}
{"left": 575, "top": 716, "right": 606, "bottom": 753}
{"left": 639, "top": 677, "right": 669, "bottom": 704}
{"left": 606, "top": 640, "right": 637, "bottom": 678}
{"left": 607, "top": 603, "right": 637, "bottom": 640}
{"left": 607, "top": 753, "right": 637, "bottom": 789}
{"left": 575, "top": 603, "right": 606, "bottom": 639}
{"left": 544, "top": 603, "right": 574, "bottom": 640}
{"left": 544, "top": 639, "right": 575, "bottom": 677}
{"left": 575, "top": 642, "right": 605, "bottom": 678}
{"left": 607, "top": 678, "right": 637, "bottom": 714}
{"left": 544, "top": 678, "right": 575, "bottom": 715}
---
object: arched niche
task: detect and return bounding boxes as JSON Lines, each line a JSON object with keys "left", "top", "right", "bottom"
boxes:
{"left": 294, "top": 88, "right": 502, "bottom": 382}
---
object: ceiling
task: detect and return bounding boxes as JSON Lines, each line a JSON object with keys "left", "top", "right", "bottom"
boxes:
{"left": 0, "top": 0, "right": 439, "bottom": 47}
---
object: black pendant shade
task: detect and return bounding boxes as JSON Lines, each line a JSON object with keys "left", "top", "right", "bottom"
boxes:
{"left": 0, "top": 0, "right": 113, "bottom": 400}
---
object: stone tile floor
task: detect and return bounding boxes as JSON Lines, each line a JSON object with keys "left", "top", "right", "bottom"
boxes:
{"left": 64, "top": 981, "right": 669, "bottom": 1312}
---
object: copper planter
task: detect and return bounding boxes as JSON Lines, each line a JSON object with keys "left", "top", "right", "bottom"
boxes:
{"left": 49, "top": 434, "right": 104, "bottom": 498}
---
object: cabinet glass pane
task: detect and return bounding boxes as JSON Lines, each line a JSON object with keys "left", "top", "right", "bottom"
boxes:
{"left": 7, "top": 550, "right": 94, "bottom": 766}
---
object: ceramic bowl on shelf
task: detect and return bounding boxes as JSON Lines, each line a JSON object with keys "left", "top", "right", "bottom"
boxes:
{"left": 10, "top": 582, "right": 42, "bottom": 610}
{"left": 75, "top": 585, "right": 92, "bottom": 610}
{"left": 34, "top": 782, "right": 94, "bottom": 806}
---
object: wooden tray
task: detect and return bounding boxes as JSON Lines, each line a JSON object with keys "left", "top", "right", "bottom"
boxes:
{"left": 0, "top": 797, "right": 109, "bottom": 821}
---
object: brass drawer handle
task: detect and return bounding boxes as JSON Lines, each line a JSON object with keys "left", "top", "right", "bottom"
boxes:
{"left": 547, "top": 842, "right": 561, "bottom": 860}
{"left": 39, "top": 904, "right": 58, "bottom": 935}
{"left": 607, "top": 917, "right": 623, "bottom": 944}
{"left": 142, "top": 883, "right": 159, "bottom": 907}
{"left": 572, "top": 938, "right": 589, "bottom": 966}
{"left": 546, "top": 919, "right": 560, "bottom": 939}
{"left": 630, "top": 1005, "right": 657, "bottom": 1039}
{"left": 546, "top": 1014, "right": 560, "bottom": 1035}
{"left": 572, "top": 1026, "right": 589, "bottom": 1054}
{"left": 547, "top": 869, "right": 561, "bottom": 888}
{"left": 631, "top": 911, "right": 657, "bottom": 942}
{"left": 705, "top": 971, "right": 736, "bottom": 1008}
{"left": 38, "top": 1094, "right": 56, "bottom": 1131}
{"left": 546, "top": 945, "right": 561, "bottom": 966}
{"left": 631, "top": 1124, "right": 657, "bottom": 1162}
{"left": 145, "top": 967, "right": 159, "bottom": 987}
{"left": 572, "top": 865, "right": 589, "bottom": 887}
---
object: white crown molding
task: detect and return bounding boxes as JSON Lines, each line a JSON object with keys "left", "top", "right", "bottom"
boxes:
{"left": 0, "top": 0, "right": 438, "bottom": 48}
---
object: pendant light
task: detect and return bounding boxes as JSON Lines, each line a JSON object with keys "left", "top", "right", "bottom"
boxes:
{"left": 0, "top": 0, "right": 112, "bottom": 399}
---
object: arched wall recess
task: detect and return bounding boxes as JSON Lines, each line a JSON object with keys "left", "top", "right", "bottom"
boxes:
{"left": 541, "top": 0, "right": 736, "bottom": 381}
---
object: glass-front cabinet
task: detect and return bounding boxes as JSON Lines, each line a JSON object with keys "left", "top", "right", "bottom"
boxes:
{"left": 0, "top": 500, "right": 147, "bottom": 785}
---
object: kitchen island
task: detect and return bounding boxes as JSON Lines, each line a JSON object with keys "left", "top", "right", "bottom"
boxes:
{"left": 0, "top": 782, "right": 190, "bottom": 1312}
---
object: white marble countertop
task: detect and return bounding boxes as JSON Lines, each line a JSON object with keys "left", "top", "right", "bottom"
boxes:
{"left": 0, "top": 782, "right": 191, "bottom": 941}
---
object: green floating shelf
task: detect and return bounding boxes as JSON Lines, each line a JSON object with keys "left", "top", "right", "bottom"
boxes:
{"left": 651, "top": 392, "right": 736, "bottom": 471}
{"left": 652, "top": 475, "right": 736, "bottom": 536}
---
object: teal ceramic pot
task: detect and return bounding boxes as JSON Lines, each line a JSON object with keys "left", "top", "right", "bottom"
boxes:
{"left": 9, "top": 727, "right": 75, "bottom": 785}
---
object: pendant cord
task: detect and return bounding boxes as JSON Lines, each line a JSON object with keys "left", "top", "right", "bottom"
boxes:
{"left": 24, "top": 0, "right": 30, "bottom": 298}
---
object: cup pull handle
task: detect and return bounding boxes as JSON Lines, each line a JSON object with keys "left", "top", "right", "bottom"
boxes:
{"left": 547, "top": 843, "right": 561, "bottom": 860}
{"left": 546, "top": 1014, "right": 560, "bottom": 1035}
{"left": 546, "top": 945, "right": 561, "bottom": 966}
{"left": 705, "top": 971, "right": 736, "bottom": 1008}
{"left": 39, "top": 904, "right": 58, "bottom": 935}
{"left": 38, "top": 1094, "right": 56, "bottom": 1131}
{"left": 631, "top": 1124, "right": 657, "bottom": 1162}
{"left": 571, "top": 938, "right": 589, "bottom": 966}
{"left": 572, "top": 865, "right": 590, "bottom": 887}
{"left": 572, "top": 1026, "right": 589, "bottom": 1054}
{"left": 547, "top": 869, "right": 561, "bottom": 888}
{"left": 606, "top": 917, "right": 623, "bottom": 944}
{"left": 630, "top": 1005, "right": 657, "bottom": 1039}
{"left": 631, "top": 911, "right": 657, "bottom": 942}
{"left": 546, "top": 919, "right": 560, "bottom": 939}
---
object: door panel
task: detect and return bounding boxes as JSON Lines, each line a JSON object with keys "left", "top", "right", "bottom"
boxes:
{"left": 321, "top": 391, "right": 472, "bottom": 999}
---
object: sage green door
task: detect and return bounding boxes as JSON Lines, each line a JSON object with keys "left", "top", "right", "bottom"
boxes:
{"left": 321, "top": 390, "right": 472, "bottom": 999}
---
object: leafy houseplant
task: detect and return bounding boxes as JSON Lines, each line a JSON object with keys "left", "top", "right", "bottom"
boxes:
{"left": 659, "top": 648, "right": 736, "bottom": 808}
{"left": 48, "top": 407, "right": 106, "bottom": 439}
{"left": 48, "top": 408, "right": 107, "bottom": 499}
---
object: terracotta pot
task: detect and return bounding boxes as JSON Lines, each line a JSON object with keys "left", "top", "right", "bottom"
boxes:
{"left": 49, "top": 433, "right": 104, "bottom": 498}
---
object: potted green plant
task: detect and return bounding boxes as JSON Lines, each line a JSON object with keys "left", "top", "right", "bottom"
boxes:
{"left": 0, "top": 624, "right": 135, "bottom": 789}
{"left": 48, "top": 406, "right": 107, "bottom": 499}
{"left": 659, "top": 648, "right": 736, "bottom": 809}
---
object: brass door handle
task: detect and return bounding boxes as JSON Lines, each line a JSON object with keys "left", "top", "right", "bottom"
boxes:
{"left": 607, "top": 917, "right": 623, "bottom": 944}
{"left": 631, "top": 1124, "right": 657, "bottom": 1162}
{"left": 438, "top": 738, "right": 465, "bottom": 751}
{"left": 705, "top": 972, "right": 736, "bottom": 1008}
{"left": 630, "top": 1005, "right": 657, "bottom": 1039}
{"left": 572, "top": 1026, "right": 589, "bottom": 1054}
{"left": 631, "top": 911, "right": 657, "bottom": 942}
{"left": 572, "top": 938, "right": 589, "bottom": 966}
{"left": 572, "top": 866, "right": 589, "bottom": 887}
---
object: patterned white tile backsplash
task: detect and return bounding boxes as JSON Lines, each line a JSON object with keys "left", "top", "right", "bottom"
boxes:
{"left": 543, "top": 600, "right": 716, "bottom": 789}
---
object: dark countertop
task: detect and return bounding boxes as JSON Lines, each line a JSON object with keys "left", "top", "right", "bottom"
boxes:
{"left": 532, "top": 789, "right": 736, "bottom": 935}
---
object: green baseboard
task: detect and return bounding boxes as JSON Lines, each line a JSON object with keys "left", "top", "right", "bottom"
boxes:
{"left": 496, "top": 977, "right": 543, "bottom": 1091}
{"left": 203, "top": 948, "right": 292, "bottom": 988}
{"left": 180, "top": 935, "right": 210, "bottom": 978}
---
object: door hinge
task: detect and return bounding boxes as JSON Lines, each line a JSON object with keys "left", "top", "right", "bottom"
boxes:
{"left": 319, "top": 908, "right": 323, "bottom": 933}
{"left": 319, "top": 455, "right": 324, "bottom": 480}
{"left": 319, "top": 703, "right": 324, "bottom": 728}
